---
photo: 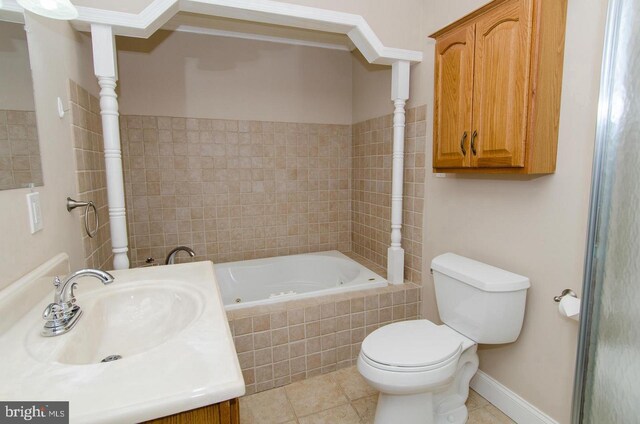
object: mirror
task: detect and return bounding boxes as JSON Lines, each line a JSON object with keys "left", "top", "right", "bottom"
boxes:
{"left": 0, "top": 20, "right": 43, "bottom": 190}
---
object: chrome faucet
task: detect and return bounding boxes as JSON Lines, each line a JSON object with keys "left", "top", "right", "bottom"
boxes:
{"left": 165, "top": 246, "right": 196, "bottom": 265}
{"left": 42, "top": 269, "right": 114, "bottom": 337}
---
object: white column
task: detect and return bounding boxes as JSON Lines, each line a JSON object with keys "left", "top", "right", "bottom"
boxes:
{"left": 91, "top": 24, "right": 129, "bottom": 270}
{"left": 387, "top": 61, "right": 410, "bottom": 284}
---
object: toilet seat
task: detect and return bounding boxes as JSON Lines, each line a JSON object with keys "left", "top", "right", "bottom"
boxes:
{"left": 361, "top": 320, "right": 471, "bottom": 372}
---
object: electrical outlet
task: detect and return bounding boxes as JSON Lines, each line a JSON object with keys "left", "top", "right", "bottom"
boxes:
{"left": 26, "top": 192, "right": 43, "bottom": 234}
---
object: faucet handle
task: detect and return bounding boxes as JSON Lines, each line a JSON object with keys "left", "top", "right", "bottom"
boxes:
{"left": 42, "top": 303, "right": 63, "bottom": 321}
{"left": 53, "top": 276, "right": 61, "bottom": 288}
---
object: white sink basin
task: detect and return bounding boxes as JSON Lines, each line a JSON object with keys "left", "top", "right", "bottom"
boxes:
{"left": 26, "top": 281, "right": 204, "bottom": 365}
{"left": 0, "top": 258, "right": 245, "bottom": 423}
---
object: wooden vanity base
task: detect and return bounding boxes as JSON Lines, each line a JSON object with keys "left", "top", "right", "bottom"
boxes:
{"left": 142, "top": 398, "right": 240, "bottom": 424}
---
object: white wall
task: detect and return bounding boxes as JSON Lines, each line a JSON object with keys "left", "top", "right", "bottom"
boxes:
{"left": 117, "top": 30, "right": 353, "bottom": 124}
{"left": 350, "top": 51, "right": 391, "bottom": 124}
{"left": 0, "top": 13, "right": 96, "bottom": 289}
{"left": 419, "top": 0, "right": 609, "bottom": 422}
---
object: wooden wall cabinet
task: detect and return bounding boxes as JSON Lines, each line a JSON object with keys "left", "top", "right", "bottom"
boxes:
{"left": 431, "top": 0, "right": 568, "bottom": 174}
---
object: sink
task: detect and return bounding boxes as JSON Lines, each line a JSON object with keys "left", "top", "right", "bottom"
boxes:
{"left": 26, "top": 281, "right": 204, "bottom": 365}
{"left": 0, "top": 258, "right": 245, "bottom": 424}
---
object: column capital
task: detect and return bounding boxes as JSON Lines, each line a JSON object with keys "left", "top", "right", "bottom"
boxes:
{"left": 91, "top": 24, "right": 118, "bottom": 80}
{"left": 391, "top": 60, "right": 410, "bottom": 101}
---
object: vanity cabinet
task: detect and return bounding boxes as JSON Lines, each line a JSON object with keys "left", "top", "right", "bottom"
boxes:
{"left": 142, "top": 398, "right": 240, "bottom": 424}
{"left": 431, "top": 0, "right": 568, "bottom": 174}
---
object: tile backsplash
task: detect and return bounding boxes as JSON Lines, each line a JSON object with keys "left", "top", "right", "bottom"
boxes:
{"left": 120, "top": 116, "right": 352, "bottom": 267}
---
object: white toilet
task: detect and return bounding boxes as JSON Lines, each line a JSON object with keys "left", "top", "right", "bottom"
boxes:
{"left": 357, "top": 253, "right": 530, "bottom": 424}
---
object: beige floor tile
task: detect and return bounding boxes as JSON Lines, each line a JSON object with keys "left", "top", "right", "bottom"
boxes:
{"left": 298, "top": 404, "right": 361, "bottom": 424}
{"left": 466, "top": 389, "right": 489, "bottom": 411}
{"left": 284, "top": 373, "right": 349, "bottom": 417}
{"left": 332, "top": 366, "right": 378, "bottom": 400}
{"left": 351, "top": 394, "right": 378, "bottom": 424}
{"left": 240, "top": 363, "right": 511, "bottom": 424}
{"left": 468, "top": 405, "right": 515, "bottom": 424}
{"left": 484, "top": 405, "right": 515, "bottom": 423}
{"left": 240, "top": 387, "right": 297, "bottom": 424}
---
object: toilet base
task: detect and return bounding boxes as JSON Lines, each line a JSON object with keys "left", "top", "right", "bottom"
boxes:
{"left": 374, "top": 391, "right": 434, "bottom": 424}
{"left": 373, "top": 346, "right": 479, "bottom": 424}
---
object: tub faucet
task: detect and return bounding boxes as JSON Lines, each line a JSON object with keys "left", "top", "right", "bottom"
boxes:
{"left": 166, "top": 246, "right": 196, "bottom": 265}
{"left": 42, "top": 269, "right": 114, "bottom": 337}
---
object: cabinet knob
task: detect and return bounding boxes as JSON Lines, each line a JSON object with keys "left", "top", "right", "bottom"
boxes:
{"left": 460, "top": 132, "right": 468, "bottom": 156}
{"left": 471, "top": 130, "right": 478, "bottom": 156}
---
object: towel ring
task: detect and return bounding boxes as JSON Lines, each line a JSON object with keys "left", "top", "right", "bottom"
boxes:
{"left": 67, "top": 197, "right": 99, "bottom": 238}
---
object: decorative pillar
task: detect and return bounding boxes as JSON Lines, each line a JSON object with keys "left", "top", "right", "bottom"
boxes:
{"left": 387, "top": 61, "right": 410, "bottom": 284}
{"left": 91, "top": 24, "right": 129, "bottom": 270}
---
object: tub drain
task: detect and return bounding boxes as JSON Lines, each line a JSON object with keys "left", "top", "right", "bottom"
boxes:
{"left": 101, "top": 355, "right": 122, "bottom": 363}
{"left": 235, "top": 298, "right": 242, "bottom": 303}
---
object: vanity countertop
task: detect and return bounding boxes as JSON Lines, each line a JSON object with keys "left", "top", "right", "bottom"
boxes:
{"left": 0, "top": 257, "right": 245, "bottom": 423}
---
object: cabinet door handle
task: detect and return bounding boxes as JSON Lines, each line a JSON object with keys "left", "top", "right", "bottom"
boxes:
{"left": 460, "top": 132, "right": 468, "bottom": 156}
{"left": 471, "top": 130, "right": 478, "bottom": 156}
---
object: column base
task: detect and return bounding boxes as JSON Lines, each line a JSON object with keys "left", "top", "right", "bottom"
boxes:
{"left": 387, "top": 247, "right": 405, "bottom": 284}
{"left": 113, "top": 251, "right": 130, "bottom": 270}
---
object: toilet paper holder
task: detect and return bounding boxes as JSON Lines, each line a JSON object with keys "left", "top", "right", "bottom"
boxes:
{"left": 553, "top": 289, "right": 577, "bottom": 303}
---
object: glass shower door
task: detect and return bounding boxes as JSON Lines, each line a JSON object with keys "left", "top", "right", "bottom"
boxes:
{"left": 573, "top": 0, "right": 640, "bottom": 422}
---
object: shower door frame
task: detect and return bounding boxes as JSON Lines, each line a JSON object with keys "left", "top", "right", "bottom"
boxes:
{"left": 571, "top": 0, "right": 624, "bottom": 421}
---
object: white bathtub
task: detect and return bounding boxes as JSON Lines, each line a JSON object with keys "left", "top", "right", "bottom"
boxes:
{"left": 215, "top": 251, "right": 387, "bottom": 310}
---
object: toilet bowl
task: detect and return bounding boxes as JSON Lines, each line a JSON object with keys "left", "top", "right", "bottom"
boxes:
{"left": 358, "top": 253, "right": 530, "bottom": 424}
{"left": 358, "top": 320, "right": 478, "bottom": 424}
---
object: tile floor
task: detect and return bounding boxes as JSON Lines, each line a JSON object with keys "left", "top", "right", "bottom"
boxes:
{"left": 240, "top": 365, "right": 515, "bottom": 423}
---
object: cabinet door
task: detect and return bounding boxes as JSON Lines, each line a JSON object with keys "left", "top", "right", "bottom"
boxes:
{"left": 471, "top": 0, "right": 533, "bottom": 167}
{"left": 433, "top": 25, "right": 475, "bottom": 168}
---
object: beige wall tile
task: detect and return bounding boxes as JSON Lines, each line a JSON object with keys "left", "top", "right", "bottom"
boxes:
{"left": 272, "top": 328, "right": 289, "bottom": 346}
{"left": 351, "top": 107, "right": 425, "bottom": 283}
{"left": 121, "top": 115, "right": 352, "bottom": 266}
{"left": 67, "top": 81, "right": 112, "bottom": 270}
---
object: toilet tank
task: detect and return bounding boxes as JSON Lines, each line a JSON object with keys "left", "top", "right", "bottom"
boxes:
{"left": 431, "top": 253, "right": 530, "bottom": 344}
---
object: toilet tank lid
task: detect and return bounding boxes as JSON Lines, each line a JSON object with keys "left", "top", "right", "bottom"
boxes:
{"left": 431, "top": 253, "right": 530, "bottom": 292}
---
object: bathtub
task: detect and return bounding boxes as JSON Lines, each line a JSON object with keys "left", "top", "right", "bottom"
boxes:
{"left": 215, "top": 251, "right": 387, "bottom": 310}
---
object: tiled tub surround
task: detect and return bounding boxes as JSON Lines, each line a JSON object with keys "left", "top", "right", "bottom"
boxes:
{"left": 0, "top": 109, "right": 42, "bottom": 190}
{"left": 120, "top": 116, "right": 352, "bottom": 267}
{"left": 352, "top": 106, "right": 426, "bottom": 284}
{"left": 227, "top": 274, "right": 421, "bottom": 396}
{"left": 68, "top": 80, "right": 113, "bottom": 270}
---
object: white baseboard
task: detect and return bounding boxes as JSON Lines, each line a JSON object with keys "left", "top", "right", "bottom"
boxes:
{"left": 470, "top": 370, "right": 559, "bottom": 424}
